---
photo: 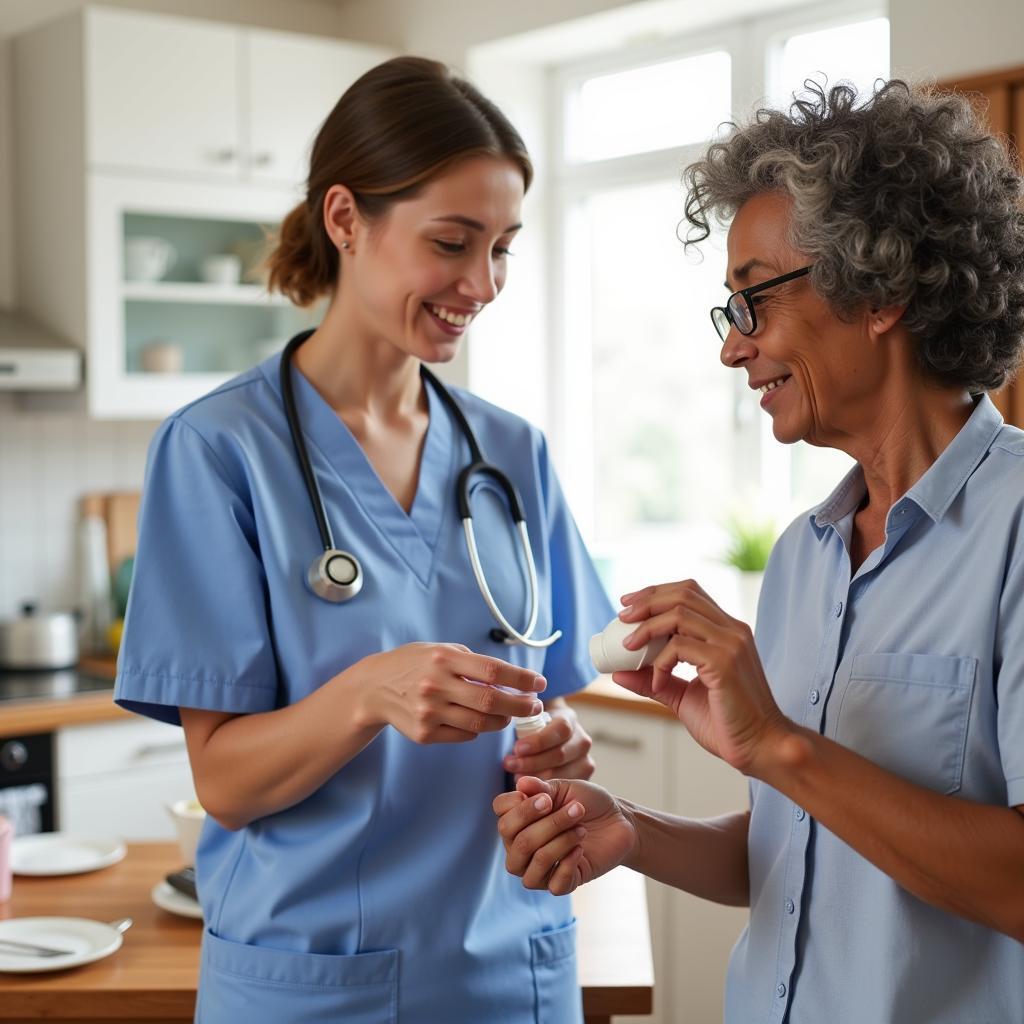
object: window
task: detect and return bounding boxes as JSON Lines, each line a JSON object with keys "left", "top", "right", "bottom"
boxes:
{"left": 567, "top": 50, "right": 732, "bottom": 162}
{"left": 563, "top": 6, "right": 888, "bottom": 603}
{"left": 469, "top": 3, "right": 889, "bottom": 611}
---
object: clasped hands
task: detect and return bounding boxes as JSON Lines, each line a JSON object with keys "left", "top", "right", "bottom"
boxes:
{"left": 493, "top": 579, "right": 796, "bottom": 896}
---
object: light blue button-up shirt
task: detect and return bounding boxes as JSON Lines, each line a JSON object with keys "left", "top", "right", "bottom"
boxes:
{"left": 725, "top": 395, "right": 1024, "bottom": 1024}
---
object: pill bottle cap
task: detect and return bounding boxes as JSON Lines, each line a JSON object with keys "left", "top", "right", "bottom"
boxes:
{"left": 512, "top": 711, "right": 551, "bottom": 738}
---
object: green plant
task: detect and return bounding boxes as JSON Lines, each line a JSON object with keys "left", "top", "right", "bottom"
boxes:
{"left": 721, "top": 516, "right": 776, "bottom": 572}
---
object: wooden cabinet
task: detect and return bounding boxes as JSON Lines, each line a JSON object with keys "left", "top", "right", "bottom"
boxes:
{"left": 13, "top": 7, "right": 391, "bottom": 419}
{"left": 574, "top": 698, "right": 748, "bottom": 1024}
{"left": 939, "top": 64, "right": 1024, "bottom": 428}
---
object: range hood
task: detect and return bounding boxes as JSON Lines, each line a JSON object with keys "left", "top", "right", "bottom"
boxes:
{"left": 0, "top": 310, "right": 82, "bottom": 390}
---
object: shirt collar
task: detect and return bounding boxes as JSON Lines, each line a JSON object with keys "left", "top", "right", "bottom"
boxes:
{"left": 809, "top": 394, "right": 1004, "bottom": 530}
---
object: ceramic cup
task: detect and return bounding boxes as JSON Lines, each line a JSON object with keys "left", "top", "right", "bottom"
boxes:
{"left": 0, "top": 815, "right": 12, "bottom": 903}
{"left": 589, "top": 615, "right": 669, "bottom": 674}
{"left": 165, "top": 798, "right": 206, "bottom": 866}
{"left": 140, "top": 341, "right": 184, "bottom": 374}
{"left": 199, "top": 254, "right": 242, "bottom": 286}
{"left": 124, "top": 236, "right": 176, "bottom": 282}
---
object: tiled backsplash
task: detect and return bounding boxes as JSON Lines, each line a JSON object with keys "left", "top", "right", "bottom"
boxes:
{"left": 0, "top": 392, "right": 158, "bottom": 618}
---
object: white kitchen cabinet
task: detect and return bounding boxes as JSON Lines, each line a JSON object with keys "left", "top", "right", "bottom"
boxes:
{"left": 57, "top": 717, "right": 195, "bottom": 841}
{"left": 12, "top": 6, "right": 391, "bottom": 419}
{"left": 87, "top": 10, "right": 241, "bottom": 180}
{"left": 575, "top": 697, "right": 749, "bottom": 1024}
{"left": 246, "top": 30, "right": 385, "bottom": 188}
{"left": 86, "top": 9, "right": 389, "bottom": 186}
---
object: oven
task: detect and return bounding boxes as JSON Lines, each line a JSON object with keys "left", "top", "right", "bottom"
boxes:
{"left": 0, "top": 731, "right": 56, "bottom": 834}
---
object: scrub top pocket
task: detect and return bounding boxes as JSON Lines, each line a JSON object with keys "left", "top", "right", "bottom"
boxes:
{"left": 198, "top": 929, "right": 399, "bottom": 1024}
{"left": 530, "top": 918, "right": 582, "bottom": 1024}
{"left": 835, "top": 652, "right": 977, "bottom": 794}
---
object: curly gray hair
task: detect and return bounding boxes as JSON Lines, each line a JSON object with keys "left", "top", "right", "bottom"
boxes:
{"left": 683, "top": 79, "right": 1024, "bottom": 393}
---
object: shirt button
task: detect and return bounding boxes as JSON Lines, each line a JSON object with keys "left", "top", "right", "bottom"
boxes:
{"left": 777, "top": 983, "right": 787, "bottom": 998}
{"left": 834, "top": 601, "right": 843, "bottom": 617}
{"left": 785, "top": 898, "right": 795, "bottom": 914}
{"left": 795, "top": 807, "right": 806, "bottom": 821}
{"left": 809, "top": 689, "right": 820, "bottom": 705}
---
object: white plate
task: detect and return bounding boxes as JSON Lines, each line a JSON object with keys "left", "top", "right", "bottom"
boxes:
{"left": 11, "top": 833, "right": 126, "bottom": 876}
{"left": 0, "top": 917, "right": 123, "bottom": 973}
{"left": 150, "top": 880, "right": 203, "bottom": 920}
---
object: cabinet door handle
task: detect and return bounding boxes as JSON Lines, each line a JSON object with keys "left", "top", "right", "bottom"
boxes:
{"left": 589, "top": 729, "right": 643, "bottom": 751}
{"left": 133, "top": 740, "right": 188, "bottom": 760}
{"left": 251, "top": 151, "right": 273, "bottom": 168}
{"left": 210, "top": 147, "right": 237, "bottom": 164}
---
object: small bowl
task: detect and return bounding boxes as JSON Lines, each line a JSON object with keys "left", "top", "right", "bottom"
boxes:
{"left": 165, "top": 798, "right": 206, "bottom": 865}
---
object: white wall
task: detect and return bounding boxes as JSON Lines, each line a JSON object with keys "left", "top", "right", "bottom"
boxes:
{"left": 891, "top": 0, "right": 1024, "bottom": 81}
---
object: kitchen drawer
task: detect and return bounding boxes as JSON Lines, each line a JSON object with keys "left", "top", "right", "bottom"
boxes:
{"left": 57, "top": 717, "right": 189, "bottom": 778}
{"left": 60, "top": 761, "right": 194, "bottom": 840}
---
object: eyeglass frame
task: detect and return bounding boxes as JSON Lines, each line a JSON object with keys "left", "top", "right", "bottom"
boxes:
{"left": 710, "top": 265, "right": 813, "bottom": 342}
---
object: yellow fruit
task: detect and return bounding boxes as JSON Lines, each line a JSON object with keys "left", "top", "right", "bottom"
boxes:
{"left": 106, "top": 617, "right": 124, "bottom": 654}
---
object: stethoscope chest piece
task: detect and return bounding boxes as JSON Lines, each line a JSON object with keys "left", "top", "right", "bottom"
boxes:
{"left": 308, "top": 549, "right": 363, "bottom": 603}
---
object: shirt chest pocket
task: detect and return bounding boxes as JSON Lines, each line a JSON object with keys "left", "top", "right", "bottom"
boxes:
{"left": 833, "top": 652, "right": 977, "bottom": 795}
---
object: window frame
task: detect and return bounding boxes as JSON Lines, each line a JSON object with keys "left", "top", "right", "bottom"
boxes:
{"left": 545, "top": 0, "right": 886, "bottom": 538}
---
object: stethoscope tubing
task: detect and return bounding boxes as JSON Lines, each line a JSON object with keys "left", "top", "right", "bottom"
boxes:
{"left": 280, "top": 330, "right": 560, "bottom": 648}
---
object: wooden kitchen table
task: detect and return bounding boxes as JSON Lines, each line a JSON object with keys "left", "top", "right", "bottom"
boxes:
{"left": 0, "top": 842, "right": 652, "bottom": 1023}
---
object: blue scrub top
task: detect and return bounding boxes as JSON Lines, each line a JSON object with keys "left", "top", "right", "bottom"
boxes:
{"left": 726, "top": 395, "right": 1024, "bottom": 1024}
{"left": 114, "top": 353, "right": 613, "bottom": 1024}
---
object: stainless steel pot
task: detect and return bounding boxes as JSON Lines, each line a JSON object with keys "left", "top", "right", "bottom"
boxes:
{"left": 0, "top": 603, "right": 79, "bottom": 670}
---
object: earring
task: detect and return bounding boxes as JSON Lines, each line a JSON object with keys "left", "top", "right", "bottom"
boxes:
{"left": 341, "top": 241, "right": 351, "bottom": 250}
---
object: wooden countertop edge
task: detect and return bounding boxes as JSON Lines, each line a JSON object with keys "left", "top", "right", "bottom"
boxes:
{"left": 2, "top": 663, "right": 674, "bottom": 736}
{"left": 1, "top": 690, "right": 131, "bottom": 735}
{"left": 569, "top": 677, "right": 676, "bottom": 721}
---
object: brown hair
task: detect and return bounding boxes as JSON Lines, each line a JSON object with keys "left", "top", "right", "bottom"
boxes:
{"left": 266, "top": 56, "right": 534, "bottom": 307}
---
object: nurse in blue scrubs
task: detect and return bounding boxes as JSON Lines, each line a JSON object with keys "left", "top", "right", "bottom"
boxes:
{"left": 114, "top": 56, "right": 612, "bottom": 1023}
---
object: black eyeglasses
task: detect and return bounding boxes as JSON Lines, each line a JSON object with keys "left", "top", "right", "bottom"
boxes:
{"left": 710, "top": 265, "right": 813, "bottom": 342}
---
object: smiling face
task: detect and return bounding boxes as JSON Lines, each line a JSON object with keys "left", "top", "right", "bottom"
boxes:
{"left": 719, "top": 191, "right": 889, "bottom": 447}
{"left": 335, "top": 154, "right": 525, "bottom": 364}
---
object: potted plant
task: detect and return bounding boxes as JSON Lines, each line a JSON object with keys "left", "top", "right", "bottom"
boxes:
{"left": 721, "top": 514, "right": 776, "bottom": 624}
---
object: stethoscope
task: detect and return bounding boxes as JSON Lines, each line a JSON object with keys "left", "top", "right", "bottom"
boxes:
{"left": 280, "top": 330, "right": 562, "bottom": 649}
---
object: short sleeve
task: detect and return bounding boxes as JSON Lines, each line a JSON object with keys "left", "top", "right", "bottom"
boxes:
{"left": 114, "top": 417, "right": 279, "bottom": 726}
{"left": 996, "top": 519, "right": 1024, "bottom": 807}
{"left": 535, "top": 432, "right": 615, "bottom": 699}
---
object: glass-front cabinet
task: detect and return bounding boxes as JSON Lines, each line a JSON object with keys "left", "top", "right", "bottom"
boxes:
{"left": 13, "top": 5, "right": 390, "bottom": 419}
{"left": 88, "top": 175, "right": 319, "bottom": 418}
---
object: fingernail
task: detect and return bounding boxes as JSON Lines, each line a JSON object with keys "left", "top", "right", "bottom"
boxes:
{"left": 505, "top": 758, "right": 519, "bottom": 771}
{"left": 574, "top": 826, "right": 586, "bottom": 838}
{"left": 567, "top": 802, "right": 583, "bottom": 818}
{"left": 530, "top": 701, "right": 543, "bottom": 716}
{"left": 533, "top": 676, "right": 547, "bottom": 691}
{"left": 622, "top": 631, "right": 638, "bottom": 648}
{"left": 534, "top": 795, "right": 551, "bottom": 811}
{"left": 514, "top": 741, "right": 530, "bottom": 755}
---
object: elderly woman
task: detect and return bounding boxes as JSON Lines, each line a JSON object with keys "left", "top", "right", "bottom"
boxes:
{"left": 493, "top": 80, "right": 1024, "bottom": 1023}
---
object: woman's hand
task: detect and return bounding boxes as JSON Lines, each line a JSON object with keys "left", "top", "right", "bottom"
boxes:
{"left": 493, "top": 777, "right": 637, "bottom": 896}
{"left": 357, "top": 643, "right": 547, "bottom": 745}
{"left": 503, "top": 700, "right": 595, "bottom": 782}
{"left": 614, "top": 580, "right": 794, "bottom": 777}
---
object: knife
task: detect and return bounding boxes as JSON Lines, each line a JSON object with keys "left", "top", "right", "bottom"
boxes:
{"left": 0, "top": 937, "right": 74, "bottom": 957}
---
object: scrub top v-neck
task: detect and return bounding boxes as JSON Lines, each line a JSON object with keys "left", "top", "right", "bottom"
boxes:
{"left": 114, "top": 353, "right": 613, "bottom": 1024}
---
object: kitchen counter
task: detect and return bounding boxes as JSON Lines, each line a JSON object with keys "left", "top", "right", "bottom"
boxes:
{"left": 0, "top": 655, "right": 672, "bottom": 737}
{"left": 0, "top": 842, "right": 653, "bottom": 1022}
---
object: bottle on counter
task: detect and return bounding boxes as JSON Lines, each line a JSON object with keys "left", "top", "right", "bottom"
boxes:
{"left": 76, "top": 495, "right": 112, "bottom": 655}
